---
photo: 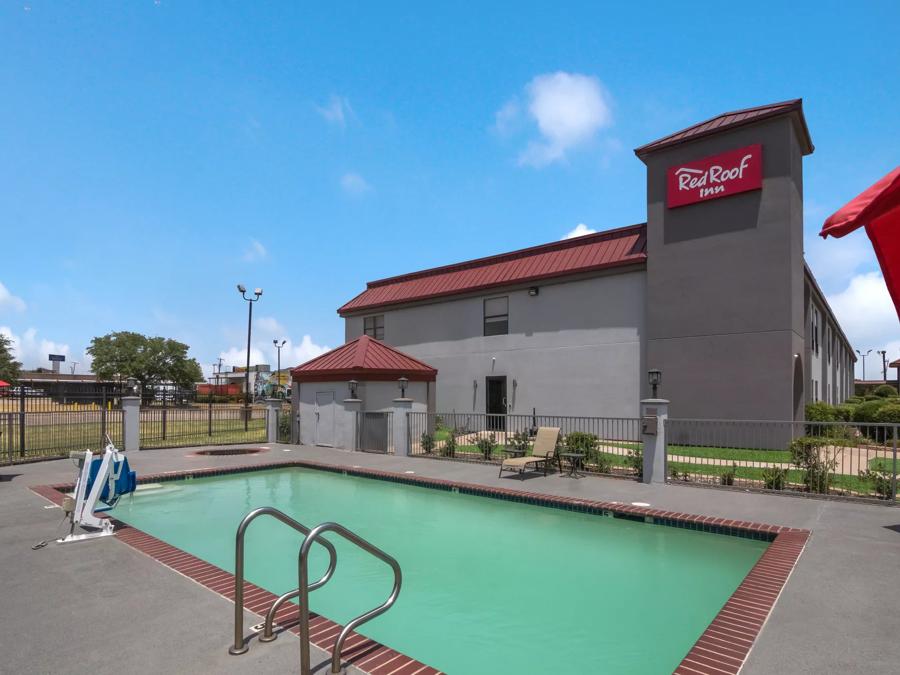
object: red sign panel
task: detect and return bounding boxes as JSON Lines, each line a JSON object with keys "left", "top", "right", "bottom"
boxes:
{"left": 667, "top": 144, "right": 762, "bottom": 208}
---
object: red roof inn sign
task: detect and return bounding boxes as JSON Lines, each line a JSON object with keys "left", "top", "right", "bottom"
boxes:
{"left": 667, "top": 144, "right": 762, "bottom": 208}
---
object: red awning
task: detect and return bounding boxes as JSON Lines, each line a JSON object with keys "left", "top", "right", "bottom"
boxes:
{"left": 0, "top": 380, "right": 9, "bottom": 387}
{"left": 820, "top": 166, "right": 900, "bottom": 320}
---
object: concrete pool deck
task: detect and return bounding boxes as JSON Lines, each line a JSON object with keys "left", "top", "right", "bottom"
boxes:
{"left": 2, "top": 443, "right": 899, "bottom": 674}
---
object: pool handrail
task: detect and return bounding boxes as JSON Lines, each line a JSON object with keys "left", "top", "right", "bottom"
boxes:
{"left": 228, "top": 506, "right": 338, "bottom": 656}
{"left": 298, "top": 522, "right": 402, "bottom": 675}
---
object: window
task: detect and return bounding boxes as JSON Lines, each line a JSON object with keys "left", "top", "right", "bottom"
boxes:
{"left": 483, "top": 296, "right": 508, "bottom": 336}
{"left": 363, "top": 315, "right": 384, "bottom": 340}
{"left": 811, "top": 307, "right": 820, "bottom": 356}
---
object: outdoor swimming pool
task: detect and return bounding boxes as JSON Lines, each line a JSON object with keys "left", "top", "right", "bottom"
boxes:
{"left": 114, "top": 467, "right": 768, "bottom": 674}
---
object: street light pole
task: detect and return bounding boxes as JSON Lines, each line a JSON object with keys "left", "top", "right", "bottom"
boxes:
{"left": 856, "top": 349, "right": 872, "bottom": 381}
{"left": 237, "top": 284, "right": 263, "bottom": 430}
{"left": 878, "top": 350, "right": 888, "bottom": 381}
{"left": 273, "top": 339, "right": 286, "bottom": 397}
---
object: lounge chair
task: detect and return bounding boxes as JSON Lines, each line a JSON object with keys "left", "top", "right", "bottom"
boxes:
{"left": 498, "top": 426, "right": 560, "bottom": 480}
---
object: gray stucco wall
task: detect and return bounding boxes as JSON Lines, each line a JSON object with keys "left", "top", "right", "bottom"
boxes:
{"left": 344, "top": 270, "right": 646, "bottom": 418}
{"left": 641, "top": 115, "right": 808, "bottom": 420}
{"left": 805, "top": 280, "right": 854, "bottom": 404}
{"left": 296, "top": 380, "right": 428, "bottom": 449}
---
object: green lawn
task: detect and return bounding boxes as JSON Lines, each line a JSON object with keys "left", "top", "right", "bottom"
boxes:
{"left": 1, "top": 416, "right": 266, "bottom": 461}
{"left": 668, "top": 445, "right": 792, "bottom": 463}
{"left": 867, "top": 457, "right": 900, "bottom": 473}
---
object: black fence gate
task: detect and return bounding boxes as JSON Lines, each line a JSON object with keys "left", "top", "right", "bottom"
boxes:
{"left": 358, "top": 412, "right": 392, "bottom": 453}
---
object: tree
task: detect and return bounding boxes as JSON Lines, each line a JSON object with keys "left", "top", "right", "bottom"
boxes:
{"left": 87, "top": 331, "right": 203, "bottom": 389}
{"left": 0, "top": 334, "right": 22, "bottom": 384}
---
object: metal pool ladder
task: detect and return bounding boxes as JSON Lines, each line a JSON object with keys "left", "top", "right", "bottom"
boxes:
{"left": 228, "top": 507, "right": 403, "bottom": 675}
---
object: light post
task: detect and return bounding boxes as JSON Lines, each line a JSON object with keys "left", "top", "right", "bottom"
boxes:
{"left": 273, "top": 339, "right": 286, "bottom": 398}
{"left": 237, "top": 284, "right": 263, "bottom": 430}
{"left": 70, "top": 361, "right": 79, "bottom": 375}
{"left": 648, "top": 369, "right": 662, "bottom": 399}
{"left": 878, "top": 350, "right": 888, "bottom": 381}
{"left": 856, "top": 349, "right": 872, "bottom": 381}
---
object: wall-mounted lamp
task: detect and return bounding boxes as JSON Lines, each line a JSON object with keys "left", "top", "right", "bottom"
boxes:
{"left": 512, "top": 379, "right": 518, "bottom": 390}
{"left": 473, "top": 379, "right": 478, "bottom": 390}
{"left": 648, "top": 369, "right": 662, "bottom": 398}
{"left": 348, "top": 379, "right": 359, "bottom": 399}
{"left": 398, "top": 376, "right": 409, "bottom": 398}
{"left": 528, "top": 286, "right": 539, "bottom": 297}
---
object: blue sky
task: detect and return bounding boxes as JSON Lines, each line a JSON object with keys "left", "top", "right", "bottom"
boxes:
{"left": 1, "top": 1, "right": 898, "bottom": 379}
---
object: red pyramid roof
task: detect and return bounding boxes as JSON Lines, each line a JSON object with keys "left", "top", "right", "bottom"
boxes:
{"left": 291, "top": 335, "right": 437, "bottom": 382}
{"left": 634, "top": 99, "right": 813, "bottom": 157}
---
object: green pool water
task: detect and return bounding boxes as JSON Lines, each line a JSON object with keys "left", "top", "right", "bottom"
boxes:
{"left": 114, "top": 468, "right": 766, "bottom": 674}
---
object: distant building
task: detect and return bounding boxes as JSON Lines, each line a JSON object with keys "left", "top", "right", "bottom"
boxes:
{"left": 209, "top": 364, "right": 271, "bottom": 398}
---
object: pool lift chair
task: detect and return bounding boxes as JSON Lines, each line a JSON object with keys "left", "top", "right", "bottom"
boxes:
{"left": 58, "top": 436, "right": 137, "bottom": 544}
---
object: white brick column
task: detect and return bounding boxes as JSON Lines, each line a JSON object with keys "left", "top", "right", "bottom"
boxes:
{"left": 122, "top": 396, "right": 140, "bottom": 452}
{"left": 392, "top": 398, "right": 413, "bottom": 456}
{"left": 640, "top": 398, "right": 669, "bottom": 484}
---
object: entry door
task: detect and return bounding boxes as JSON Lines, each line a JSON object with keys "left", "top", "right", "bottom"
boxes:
{"left": 315, "top": 391, "right": 335, "bottom": 446}
{"left": 486, "top": 376, "right": 507, "bottom": 431}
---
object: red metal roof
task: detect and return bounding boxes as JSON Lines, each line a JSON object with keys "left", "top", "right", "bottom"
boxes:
{"left": 338, "top": 223, "right": 647, "bottom": 316}
{"left": 634, "top": 99, "right": 813, "bottom": 158}
{"left": 291, "top": 335, "right": 437, "bottom": 382}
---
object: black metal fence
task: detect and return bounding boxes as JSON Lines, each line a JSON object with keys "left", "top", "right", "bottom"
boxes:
{"left": 665, "top": 418, "right": 899, "bottom": 501}
{"left": 140, "top": 406, "right": 267, "bottom": 449}
{"left": 408, "top": 412, "right": 642, "bottom": 477}
{"left": 1, "top": 409, "right": 124, "bottom": 464}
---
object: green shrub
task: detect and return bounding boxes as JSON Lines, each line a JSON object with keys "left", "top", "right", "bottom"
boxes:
{"left": 789, "top": 437, "right": 837, "bottom": 494}
{"left": 720, "top": 464, "right": 737, "bottom": 486}
{"left": 475, "top": 433, "right": 496, "bottom": 460}
{"left": 277, "top": 412, "right": 291, "bottom": 441}
{"left": 859, "top": 469, "right": 893, "bottom": 499}
{"left": 845, "top": 396, "right": 864, "bottom": 405}
{"left": 564, "top": 432, "right": 598, "bottom": 463}
{"left": 624, "top": 447, "right": 642, "bottom": 479}
{"left": 834, "top": 404, "right": 857, "bottom": 422}
{"left": 593, "top": 453, "right": 613, "bottom": 473}
{"left": 509, "top": 430, "right": 531, "bottom": 454}
{"left": 853, "top": 399, "right": 887, "bottom": 423}
{"left": 762, "top": 466, "right": 787, "bottom": 490}
{"left": 421, "top": 433, "right": 435, "bottom": 454}
{"left": 874, "top": 403, "right": 900, "bottom": 424}
{"left": 440, "top": 431, "right": 457, "bottom": 457}
{"left": 805, "top": 401, "right": 837, "bottom": 422}
{"left": 873, "top": 384, "right": 899, "bottom": 398}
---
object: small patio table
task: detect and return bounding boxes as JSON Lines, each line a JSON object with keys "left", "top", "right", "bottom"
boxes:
{"left": 559, "top": 452, "right": 585, "bottom": 478}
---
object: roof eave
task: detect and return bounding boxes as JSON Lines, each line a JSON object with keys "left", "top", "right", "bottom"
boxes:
{"left": 337, "top": 256, "right": 647, "bottom": 317}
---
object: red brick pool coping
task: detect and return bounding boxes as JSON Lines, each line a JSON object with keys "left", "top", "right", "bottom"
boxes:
{"left": 31, "top": 459, "right": 810, "bottom": 675}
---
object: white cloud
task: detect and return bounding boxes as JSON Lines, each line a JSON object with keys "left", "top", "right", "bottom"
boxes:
{"left": 255, "top": 316, "right": 286, "bottom": 335}
{"left": 493, "top": 100, "right": 519, "bottom": 135}
{"left": 340, "top": 172, "right": 373, "bottom": 196}
{"left": 0, "top": 282, "right": 26, "bottom": 312}
{"left": 826, "top": 272, "right": 900, "bottom": 377}
{"left": 501, "top": 71, "right": 612, "bottom": 168}
{"left": 242, "top": 239, "right": 268, "bottom": 262}
{"left": 316, "top": 95, "right": 354, "bottom": 127}
{"left": 804, "top": 218, "right": 878, "bottom": 293}
{"left": 0, "top": 326, "right": 71, "bottom": 369}
{"left": 218, "top": 317, "right": 330, "bottom": 378}
{"left": 562, "top": 223, "right": 597, "bottom": 240}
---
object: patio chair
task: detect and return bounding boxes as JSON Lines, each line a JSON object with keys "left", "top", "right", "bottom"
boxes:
{"left": 498, "top": 426, "right": 560, "bottom": 480}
